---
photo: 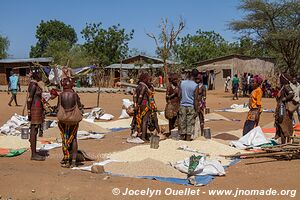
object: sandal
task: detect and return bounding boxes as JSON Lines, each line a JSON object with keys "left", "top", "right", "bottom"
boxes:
{"left": 61, "top": 162, "right": 70, "bottom": 168}
{"left": 70, "top": 160, "right": 76, "bottom": 168}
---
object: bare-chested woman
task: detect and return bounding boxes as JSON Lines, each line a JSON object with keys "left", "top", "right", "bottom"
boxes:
{"left": 165, "top": 73, "right": 180, "bottom": 135}
{"left": 58, "top": 77, "right": 83, "bottom": 167}
{"left": 132, "top": 72, "right": 160, "bottom": 140}
{"left": 27, "top": 69, "right": 45, "bottom": 161}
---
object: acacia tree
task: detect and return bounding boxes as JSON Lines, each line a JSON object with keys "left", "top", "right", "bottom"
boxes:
{"left": 147, "top": 18, "right": 185, "bottom": 85}
{"left": 229, "top": 0, "right": 300, "bottom": 74}
{"left": 0, "top": 35, "right": 9, "bottom": 59}
{"left": 30, "top": 20, "right": 77, "bottom": 57}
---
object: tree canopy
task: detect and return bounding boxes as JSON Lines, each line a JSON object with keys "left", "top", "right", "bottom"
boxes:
{"left": 81, "top": 22, "right": 134, "bottom": 67}
{"left": 30, "top": 20, "right": 77, "bottom": 58}
{"left": 229, "top": 0, "right": 300, "bottom": 74}
{"left": 175, "top": 30, "right": 231, "bottom": 68}
{"left": 0, "top": 35, "right": 9, "bottom": 59}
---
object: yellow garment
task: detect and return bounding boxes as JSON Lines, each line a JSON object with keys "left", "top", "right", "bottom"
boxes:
{"left": 249, "top": 87, "right": 263, "bottom": 112}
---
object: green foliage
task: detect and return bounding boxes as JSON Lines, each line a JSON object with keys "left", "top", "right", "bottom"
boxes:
{"left": 229, "top": 0, "right": 300, "bottom": 74}
{"left": 30, "top": 20, "right": 77, "bottom": 57}
{"left": 0, "top": 35, "right": 9, "bottom": 59}
{"left": 175, "top": 30, "right": 231, "bottom": 68}
{"left": 43, "top": 41, "right": 92, "bottom": 67}
{"left": 81, "top": 22, "right": 134, "bottom": 67}
{"left": 228, "top": 37, "right": 271, "bottom": 57}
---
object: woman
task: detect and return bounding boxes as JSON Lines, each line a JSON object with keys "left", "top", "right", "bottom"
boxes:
{"left": 195, "top": 73, "right": 206, "bottom": 136}
{"left": 242, "top": 75, "right": 263, "bottom": 135}
{"left": 165, "top": 73, "right": 180, "bottom": 136}
{"left": 275, "top": 74, "right": 295, "bottom": 144}
{"left": 57, "top": 77, "right": 83, "bottom": 167}
{"left": 132, "top": 72, "right": 160, "bottom": 140}
{"left": 27, "top": 69, "right": 45, "bottom": 161}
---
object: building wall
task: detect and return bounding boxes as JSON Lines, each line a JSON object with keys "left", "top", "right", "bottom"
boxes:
{"left": 198, "top": 57, "right": 275, "bottom": 89}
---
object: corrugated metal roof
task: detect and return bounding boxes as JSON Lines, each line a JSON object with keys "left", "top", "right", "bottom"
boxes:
{"left": 105, "top": 63, "right": 164, "bottom": 69}
{"left": 122, "top": 54, "right": 179, "bottom": 64}
{"left": 0, "top": 57, "right": 53, "bottom": 64}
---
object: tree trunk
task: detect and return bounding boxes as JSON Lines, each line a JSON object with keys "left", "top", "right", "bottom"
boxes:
{"left": 163, "top": 62, "right": 169, "bottom": 88}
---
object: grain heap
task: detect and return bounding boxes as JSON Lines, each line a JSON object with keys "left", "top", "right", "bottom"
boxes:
{"left": 108, "top": 139, "right": 245, "bottom": 166}
{"left": 104, "top": 158, "right": 186, "bottom": 178}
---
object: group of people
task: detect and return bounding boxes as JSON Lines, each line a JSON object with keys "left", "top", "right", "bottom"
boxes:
{"left": 130, "top": 69, "right": 207, "bottom": 141}
{"left": 26, "top": 67, "right": 83, "bottom": 168}
{"left": 242, "top": 73, "right": 300, "bottom": 144}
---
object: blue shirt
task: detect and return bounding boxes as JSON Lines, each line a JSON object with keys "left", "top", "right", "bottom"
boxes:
{"left": 180, "top": 80, "right": 198, "bottom": 107}
{"left": 9, "top": 75, "right": 19, "bottom": 90}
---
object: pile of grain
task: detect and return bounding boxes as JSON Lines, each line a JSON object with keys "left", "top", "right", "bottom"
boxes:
{"left": 0, "top": 136, "right": 30, "bottom": 149}
{"left": 108, "top": 139, "right": 245, "bottom": 166}
{"left": 104, "top": 158, "right": 186, "bottom": 178}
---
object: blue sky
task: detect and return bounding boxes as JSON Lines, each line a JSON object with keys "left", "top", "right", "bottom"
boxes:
{"left": 0, "top": 0, "right": 243, "bottom": 58}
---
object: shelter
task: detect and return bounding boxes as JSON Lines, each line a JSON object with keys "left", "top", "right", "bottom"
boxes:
{"left": 0, "top": 57, "right": 53, "bottom": 85}
{"left": 105, "top": 54, "right": 178, "bottom": 85}
{"left": 195, "top": 54, "right": 275, "bottom": 90}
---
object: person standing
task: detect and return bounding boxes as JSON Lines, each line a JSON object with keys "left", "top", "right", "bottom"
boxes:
{"left": 179, "top": 69, "right": 198, "bottom": 141}
{"left": 27, "top": 69, "right": 45, "bottom": 161}
{"left": 274, "top": 74, "right": 295, "bottom": 144}
{"left": 57, "top": 77, "right": 83, "bottom": 168}
{"left": 159, "top": 75, "right": 163, "bottom": 88}
{"left": 132, "top": 72, "right": 160, "bottom": 140}
{"left": 195, "top": 73, "right": 206, "bottom": 136}
{"left": 242, "top": 76, "right": 263, "bottom": 135}
{"left": 242, "top": 73, "right": 248, "bottom": 97}
{"left": 165, "top": 73, "right": 180, "bottom": 136}
{"left": 232, "top": 74, "right": 239, "bottom": 100}
{"left": 8, "top": 71, "right": 21, "bottom": 106}
{"left": 289, "top": 76, "right": 300, "bottom": 123}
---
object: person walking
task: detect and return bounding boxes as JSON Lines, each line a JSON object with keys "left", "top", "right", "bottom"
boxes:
{"left": 8, "top": 71, "right": 21, "bottom": 106}
{"left": 178, "top": 69, "right": 198, "bottom": 141}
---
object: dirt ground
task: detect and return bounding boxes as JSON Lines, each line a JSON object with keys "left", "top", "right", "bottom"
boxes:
{"left": 0, "top": 89, "right": 299, "bottom": 200}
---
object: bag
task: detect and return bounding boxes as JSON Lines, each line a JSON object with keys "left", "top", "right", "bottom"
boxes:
{"left": 57, "top": 94, "right": 83, "bottom": 125}
{"left": 286, "top": 101, "right": 299, "bottom": 113}
{"left": 165, "top": 103, "right": 177, "bottom": 119}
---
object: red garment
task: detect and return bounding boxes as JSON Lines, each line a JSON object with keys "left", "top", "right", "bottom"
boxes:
{"left": 159, "top": 76, "right": 163, "bottom": 85}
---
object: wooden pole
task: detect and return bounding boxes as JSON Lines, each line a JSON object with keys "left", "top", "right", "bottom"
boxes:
{"left": 96, "top": 67, "right": 100, "bottom": 107}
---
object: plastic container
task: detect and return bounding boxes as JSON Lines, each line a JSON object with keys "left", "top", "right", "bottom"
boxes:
{"left": 21, "top": 128, "right": 29, "bottom": 139}
{"left": 150, "top": 135, "right": 160, "bottom": 149}
{"left": 203, "top": 128, "right": 211, "bottom": 139}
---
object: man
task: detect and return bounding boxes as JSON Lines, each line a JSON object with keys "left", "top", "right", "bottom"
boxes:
{"left": 232, "top": 74, "right": 239, "bottom": 100}
{"left": 195, "top": 73, "right": 206, "bottom": 136}
{"left": 290, "top": 76, "right": 300, "bottom": 123}
{"left": 8, "top": 71, "right": 21, "bottom": 106}
{"left": 179, "top": 69, "right": 198, "bottom": 141}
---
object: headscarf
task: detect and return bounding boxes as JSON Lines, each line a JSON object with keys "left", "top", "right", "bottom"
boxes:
{"left": 253, "top": 75, "right": 263, "bottom": 85}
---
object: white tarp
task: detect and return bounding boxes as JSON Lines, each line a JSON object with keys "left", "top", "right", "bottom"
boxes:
{"left": 77, "top": 131, "right": 105, "bottom": 140}
{"left": 0, "top": 114, "right": 28, "bottom": 135}
{"left": 229, "top": 126, "right": 270, "bottom": 150}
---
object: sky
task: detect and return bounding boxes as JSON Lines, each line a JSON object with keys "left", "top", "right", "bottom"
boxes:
{"left": 0, "top": 0, "right": 244, "bottom": 58}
